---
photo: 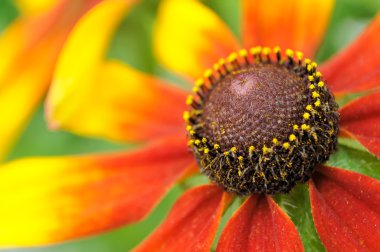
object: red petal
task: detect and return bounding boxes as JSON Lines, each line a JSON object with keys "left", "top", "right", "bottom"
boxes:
{"left": 321, "top": 14, "right": 380, "bottom": 95}
{"left": 310, "top": 165, "right": 380, "bottom": 251}
{"left": 0, "top": 135, "right": 195, "bottom": 247}
{"left": 217, "top": 196, "right": 304, "bottom": 252}
{"left": 339, "top": 90, "right": 380, "bottom": 158}
{"left": 134, "top": 185, "right": 230, "bottom": 252}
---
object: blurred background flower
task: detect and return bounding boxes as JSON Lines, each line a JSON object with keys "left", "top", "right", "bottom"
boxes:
{"left": 0, "top": 0, "right": 380, "bottom": 251}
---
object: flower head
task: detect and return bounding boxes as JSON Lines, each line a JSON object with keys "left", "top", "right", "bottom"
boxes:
{"left": 1, "top": 0, "right": 380, "bottom": 251}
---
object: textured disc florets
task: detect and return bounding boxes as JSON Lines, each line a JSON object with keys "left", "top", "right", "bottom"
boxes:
{"left": 184, "top": 47, "right": 339, "bottom": 195}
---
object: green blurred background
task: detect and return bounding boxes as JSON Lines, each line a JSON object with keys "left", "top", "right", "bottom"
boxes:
{"left": 1, "top": 0, "right": 380, "bottom": 251}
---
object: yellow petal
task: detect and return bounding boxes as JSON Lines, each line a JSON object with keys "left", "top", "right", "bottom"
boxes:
{"left": 242, "top": 0, "right": 334, "bottom": 58}
{"left": 154, "top": 0, "right": 240, "bottom": 80}
{"left": 0, "top": 0, "right": 101, "bottom": 160}
{"left": 47, "top": 0, "right": 184, "bottom": 142}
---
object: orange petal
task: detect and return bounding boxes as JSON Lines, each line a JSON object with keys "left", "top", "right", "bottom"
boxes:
{"left": 154, "top": 0, "right": 240, "bottom": 80}
{"left": 310, "top": 165, "right": 380, "bottom": 251}
{"left": 339, "top": 91, "right": 380, "bottom": 158}
{"left": 321, "top": 14, "right": 380, "bottom": 95}
{"left": 0, "top": 135, "right": 195, "bottom": 247}
{"left": 242, "top": 0, "right": 334, "bottom": 58}
{"left": 0, "top": 0, "right": 101, "bottom": 160}
{"left": 47, "top": 0, "right": 185, "bottom": 142}
{"left": 134, "top": 185, "right": 230, "bottom": 252}
{"left": 217, "top": 196, "right": 304, "bottom": 252}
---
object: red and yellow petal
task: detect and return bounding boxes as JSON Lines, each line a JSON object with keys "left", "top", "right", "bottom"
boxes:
{"left": 154, "top": 0, "right": 240, "bottom": 80}
{"left": 134, "top": 185, "right": 230, "bottom": 252}
{"left": 0, "top": 135, "right": 195, "bottom": 247}
{"left": 0, "top": 0, "right": 101, "bottom": 160}
{"left": 310, "top": 165, "right": 380, "bottom": 251}
{"left": 48, "top": 60, "right": 187, "bottom": 142}
{"left": 321, "top": 14, "right": 380, "bottom": 95}
{"left": 217, "top": 196, "right": 303, "bottom": 252}
{"left": 339, "top": 91, "right": 380, "bottom": 158}
{"left": 242, "top": 0, "right": 334, "bottom": 58}
{"left": 47, "top": 0, "right": 186, "bottom": 143}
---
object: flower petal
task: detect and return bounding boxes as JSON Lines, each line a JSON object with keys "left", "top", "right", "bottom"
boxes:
{"left": 154, "top": 0, "right": 240, "bottom": 80}
{"left": 217, "top": 196, "right": 303, "bottom": 252}
{"left": 47, "top": 0, "right": 186, "bottom": 142}
{"left": 310, "top": 165, "right": 380, "bottom": 251}
{"left": 0, "top": 135, "right": 195, "bottom": 247}
{"left": 242, "top": 0, "right": 334, "bottom": 58}
{"left": 134, "top": 185, "right": 230, "bottom": 252}
{"left": 339, "top": 90, "right": 380, "bottom": 158}
{"left": 48, "top": 60, "right": 187, "bottom": 142}
{"left": 0, "top": 0, "right": 101, "bottom": 160}
{"left": 321, "top": 14, "right": 380, "bottom": 95}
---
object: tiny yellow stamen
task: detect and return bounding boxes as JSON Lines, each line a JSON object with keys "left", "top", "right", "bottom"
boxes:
{"left": 303, "top": 112, "right": 310, "bottom": 120}
{"left": 192, "top": 86, "right": 199, "bottom": 93}
{"left": 238, "top": 156, "right": 243, "bottom": 161}
{"left": 183, "top": 111, "right": 190, "bottom": 121}
{"left": 308, "top": 75, "right": 314, "bottom": 82}
{"left": 315, "top": 72, "right": 322, "bottom": 78}
{"left": 318, "top": 81, "right": 325, "bottom": 87}
{"left": 186, "top": 95, "right": 193, "bottom": 105}
{"left": 231, "top": 147, "right": 237, "bottom": 153}
{"left": 186, "top": 125, "right": 192, "bottom": 131}
{"left": 283, "top": 142, "right": 290, "bottom": 149}
{"left": 204, "top": 69, "right": 213, "bottom": 78}
{"left": 296, "top": 51, "right": 303, "bottom": 60}
{"left": 262, "top": 145, "right": 271, "bottom": 154}
{"left": 289, "top": 134, "right": 297, "bottom": 142}
{"left": 188, "top": 140, "right": 194, "bottom": 146}
{"left": 306, "top": 105, "right": 313, "bottom": 111}
{"left": 195, "top": 78, "right": 204, "bottom": 87}
{"left": 223, "top": 151, "right": 229, "bottom": 156}
{"left": 307, "top": 65, "right": 313, "bottom": 72}
{"left": 214, "top": 144, "right": 220, "bottom": 150}
{"left": 301, "top": 124, "right": 310, "bottom": 131}
{"left": 213, "top": 63, "right": 219, "bottom": 71}
{"left": 250, "top": 46, "right": 262, "bottom": 55}
{"left": 311, "top": 62, "right": 318, "bottom": 68}
{"left": 228, "top": 52, "right": 238, "bottom": 62}
{"left": 218, "top": 58, "right": 226, "bottom": 66}
{"left": 312, "top": 91, "right": 320, "bottom": 98}
{"left": 293, "top": 124, "right": 299, "bottom": 130}
{"left": 272, "top": 138, "right": 279, "bottom": 145}
{"left": 262, "top": 47, "right": 271, "bottom": 55}
{"left": 194, "top": 139, "right": 201, "bottom": 146}
{"left": 239, "top": 49, "right": 248, "bottom": 57}
{"left": 202, "top": 137, "right": 207, "bottom": 143}
{"left": 204, "top": 148, "right": 209, "bottom": 154}
{"left": 286, "top": 49, "right": 294, "bottom": 57}
{"left": 249, "top": 146, "right": 255, "bottom": 152}
{"left": 304, "top": 58, "right": 311, "bottom": 65}
{"left": 309, "top": 84, "right": 315, "bottom": 90}
{"left": 314, "top": 100, "right": 321, "bottom": 107}
{"left": 273, "top": 46, "right": 281, "bottom": 54}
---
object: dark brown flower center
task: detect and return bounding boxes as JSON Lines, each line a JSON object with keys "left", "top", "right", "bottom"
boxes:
{"left": 184, "top": 47, "right": 339, "bottom": 195}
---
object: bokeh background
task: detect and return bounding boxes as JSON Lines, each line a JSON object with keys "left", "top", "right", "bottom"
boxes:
{"left": 1, "top": 0, "right": 380, "bottom": 251}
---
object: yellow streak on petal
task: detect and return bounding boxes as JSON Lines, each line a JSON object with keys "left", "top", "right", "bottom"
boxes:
{"left": 154, "top": 0, "right": 239, "bottom": 79}
{"left": 0, "top": 157, "right": 102, "bottom": 246}
{"left": 47, "top": 0, "right": 133, "bottom": 130}
{"left": 14, "top": 0, "right": 59, "bottom": 15}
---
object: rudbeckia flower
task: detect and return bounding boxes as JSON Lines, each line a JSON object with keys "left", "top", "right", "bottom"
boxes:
{"left": 0, "top": 0, "right": 101, "bottom": 160}
{"left": 1, "top": 0, "right": 380, "bottom": 251}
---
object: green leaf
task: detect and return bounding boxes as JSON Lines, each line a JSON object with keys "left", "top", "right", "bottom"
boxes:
{"left": 327, "top": 143, "right": 380, "bottom": 180}
{"left": 274, "top": 184, "right": 325, "bottom": 252}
